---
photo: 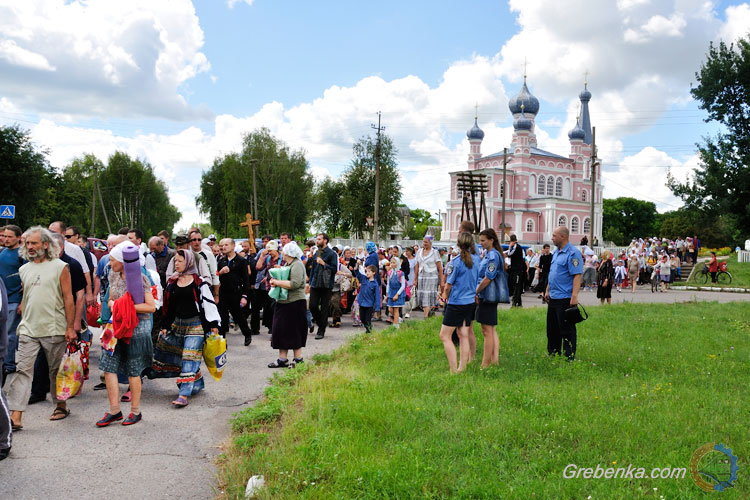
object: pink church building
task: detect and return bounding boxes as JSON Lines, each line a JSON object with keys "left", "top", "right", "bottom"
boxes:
{"left": 444, "top": 79, "right": 603, "bottom": 244}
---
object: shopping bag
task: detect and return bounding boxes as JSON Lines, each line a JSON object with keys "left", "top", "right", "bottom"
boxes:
{"left": 56, "top": 342, "right": 85, "bottom": 401}
{"left": 86, "top": 302, "right": 100, "bottom": 326}
{"left": 203, "top": 333, "right": 227, "bottom": 381}
{"left": 268, "top": 266, "right": 290, "bottom": 301}
{"left": 100, "top": 321, "right": 117, "bottom": 355}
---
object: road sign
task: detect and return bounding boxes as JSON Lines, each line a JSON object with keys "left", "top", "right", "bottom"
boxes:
{"left": 365, "top": 216, "right": 373, "bottom": 227}
{"left": 0, "top": 205, "right": 15, "bottom": 219}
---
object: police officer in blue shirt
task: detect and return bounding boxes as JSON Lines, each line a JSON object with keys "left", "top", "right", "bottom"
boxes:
{"left": 544, "top": 226, "right": 583, "bottom": 360}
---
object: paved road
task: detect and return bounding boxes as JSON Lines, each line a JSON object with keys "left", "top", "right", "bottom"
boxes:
{"left": 3, "top": 287, "right": 748, "bottom": 499}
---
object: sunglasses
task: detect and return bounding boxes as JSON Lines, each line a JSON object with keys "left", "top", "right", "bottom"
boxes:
{"left": 190, "top": 238, "right": 202, "bottom": 242}
{"left": 64, "top": 234, "right": 75, "bottom": 239}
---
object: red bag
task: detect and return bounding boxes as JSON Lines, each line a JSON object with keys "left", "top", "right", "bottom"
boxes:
{"left": 86, "top": 303, "right": 100, "bottom": 326}
{"left": 340, "top": 292, "right": 348, "bottom": 309}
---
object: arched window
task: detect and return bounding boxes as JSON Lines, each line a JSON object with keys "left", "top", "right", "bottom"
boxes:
{"left": 547, "top": 177, "right": 554, "bottom": 195}
{"left": 526, "top": 219, "right": 534, "bottom": 233}
{"left": 583, "top": 217, "right": 591, "bottom": 234}
{"left": 558, "top": 215, "right": 567, "bottom": 227}
{"left": 555, "top": 177, "right": 563, "bottom": 197}
{"left": 538, "top": 175, "right": 545, "bottom": 195}
{"left": 530, "top": 174, "right": 536, "bottom": 194}
{"left": 581, "top": 189, "right": 587, "bottom": 202}
{"left": 571, "top": 216, "right": 580, "bottom": 233}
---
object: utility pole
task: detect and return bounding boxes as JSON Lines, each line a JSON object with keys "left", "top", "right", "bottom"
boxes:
{"left": 371, "top": 111, "right": 385, "bottom": 242}
{"left": 90, "top": 163, "right": 98, "bottom": 235}
{"left": 96, "top": 181, "right": 111, "bottom": 235}
{"left": 590, "top": 126, "right": 598, "bottom": 247}
{"left": 501, "top": 147, "right": 507, "bottom": 244}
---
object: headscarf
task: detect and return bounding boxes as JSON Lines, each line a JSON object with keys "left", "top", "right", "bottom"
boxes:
{"left": 366, "top": 241, "right": 377, "bottom": 254}
{"left": 282, "top": 241, "right": 303, "bottom": 259}
{"left": 266, "top": 240, "right": 279, "bottom": 252}
{"left": 168, "top": 249, "right": 199, "bottom": 282}
{"left": 109, "top": 242, "right": 144, "bottom": 266}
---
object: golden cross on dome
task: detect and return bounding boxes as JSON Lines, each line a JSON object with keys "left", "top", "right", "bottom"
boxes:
{"left": 474, "top": 102, "right": 478, "bottom": 120}
{"left": 584, "top": 69, "right": 589, "bottom": 87}
{"left": 523, "top": 57, "right": 528, "bottom": 83}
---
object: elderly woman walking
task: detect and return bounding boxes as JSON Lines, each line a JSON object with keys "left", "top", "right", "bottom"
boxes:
{"left": 627, "top": 254, "right": 640, "bottom": 293}
{"left": 96, "top": 242, "right": 156, "bottom": 426}
{"left": 267, "top": 242, "right": 308, "bottom": 368}
{"left": 150, "top": 249, "right": 219, "bottom": 407}
{"left": 414, "top": 236, "right": 444, "bottom": 319}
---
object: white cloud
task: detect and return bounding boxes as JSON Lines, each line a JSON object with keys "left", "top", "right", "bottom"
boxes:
{"left": 227, "top": 0, "right": 254, "bottom": 7}
{"left": 719, "top": 3, "right": 750, "bottom": 42}
{"left": 0, "top": 0, "right": 211, "bottom": 120}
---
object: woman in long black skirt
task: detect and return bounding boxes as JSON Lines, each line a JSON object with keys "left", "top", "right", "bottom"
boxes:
{"left": 267, "top": 241, "right": 308, "bottom": 368}
{"left": 597, "top": 250, "right": 614, "bottom": 304}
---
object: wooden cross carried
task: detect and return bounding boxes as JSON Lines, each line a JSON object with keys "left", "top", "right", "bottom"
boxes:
{"left": 240, "top": 213, "right": 261, "bottom": 253}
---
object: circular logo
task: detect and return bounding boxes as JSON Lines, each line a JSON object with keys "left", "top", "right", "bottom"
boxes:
{"left": 572, "top": 258, "right": 580, "bottom": 267}
{"left": 690, "top": 443, "right": 739, "bottom": 492}
{"left": 488, "top": 262, "right": 496, "bottom": 273}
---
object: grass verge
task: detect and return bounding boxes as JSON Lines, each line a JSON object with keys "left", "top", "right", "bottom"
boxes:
{"left": 217, "top": 302, "right": 748, "bottom": 499}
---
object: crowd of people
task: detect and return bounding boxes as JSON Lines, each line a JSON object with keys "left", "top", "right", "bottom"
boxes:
{"left": 0, "top": 218, "right": 698, "bottom": 459}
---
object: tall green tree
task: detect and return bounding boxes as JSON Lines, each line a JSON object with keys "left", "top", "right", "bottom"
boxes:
{"left": 668, "top": 35, "right": 750, "bottom": 238}
{"left": 197, "top": 128, "right": 314, "bottom": 239}
{"left": 0, "top": 124, "right": 60, "bottom": 228}
{"left": 404, "top": 207, "right": 440, "bottom": 240}
{"left": 313, "top": 177, "right": 347, "bottom": 237}
{"left": 341, "top": 134, "right": 402, "bottom": 238}
{"left": 602, "top": 197, "right": 658, "bottom": 245}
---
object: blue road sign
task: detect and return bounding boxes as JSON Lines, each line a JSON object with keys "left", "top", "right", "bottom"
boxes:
{"left": 0, "top": 205, "right": 15, "bottom": 219}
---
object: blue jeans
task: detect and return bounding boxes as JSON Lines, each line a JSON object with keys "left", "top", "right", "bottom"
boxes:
{"left": 2, "top": 304, "right": 21, "bottom": 373}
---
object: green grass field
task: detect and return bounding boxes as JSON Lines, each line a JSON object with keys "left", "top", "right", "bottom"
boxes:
{"left": 219, "top": 302, "right": 748, "bottom": 499}
{"left": 679, "top": 260, "right": 750, "bottom": 288}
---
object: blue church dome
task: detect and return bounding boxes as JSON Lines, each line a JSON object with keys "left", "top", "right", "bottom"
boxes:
{"left": 466, "top": 117, "right": 484, "bottom": 140}
{"left": 568, "top": 117, "right": 585, "bottom": 140}
{"left": 508, "top": 81, "right": 539, "bottom": 116}
{"left": 579, "top": 84, "right": 592, "bottom": 102}
{"left": 514, "top": 112, "right": 533, "bottom": 131}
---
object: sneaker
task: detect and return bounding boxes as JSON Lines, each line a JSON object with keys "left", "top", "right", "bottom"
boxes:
{"left": 404, "top": 313, "right": 410, "bottom": 318}
{"left": 96, "top": 411, "right": 123, "bottom": 427}
{"left": 93, "top": 382, "right": 107, "bottom": 391}
{"left": 122, "top": 413, "right": 142, "bottom": 426}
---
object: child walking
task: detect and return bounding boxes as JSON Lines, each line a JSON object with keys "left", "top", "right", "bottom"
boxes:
{"left": 614, "top": 260, "right": 626, "bottom": 292}
{"left": 353, "top": 264, "right": 379, "bottom": 333}
{"left": 386, "top": 257, "right": 406, "bottom": 328}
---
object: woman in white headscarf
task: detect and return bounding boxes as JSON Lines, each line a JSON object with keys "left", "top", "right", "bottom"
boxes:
{"left": 267, "top": 242, "right": 308, "bottom": 368}
{"left": 96, "top": 242, "right": 156, "bottom": 426}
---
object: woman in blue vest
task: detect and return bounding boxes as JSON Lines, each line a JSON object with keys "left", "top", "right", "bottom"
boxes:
{"left": 475, "top": 228, "right": 504, "bottom": 369}
{"left": 439, "top": 232, "right": 480, "bottom": 373}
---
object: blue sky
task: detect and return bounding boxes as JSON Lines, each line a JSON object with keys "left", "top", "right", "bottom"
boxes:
{"left": 1, "top": 0, "right": 748, "bottom": 228}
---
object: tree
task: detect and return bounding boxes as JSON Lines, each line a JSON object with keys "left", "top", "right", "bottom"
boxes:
{"left": 602, "top": 197, "right": 658, "bottom": 244}
{"left": 404, "top": 207, "right": 440, "bottom": 240}
{"left": 668, "top": 35, "right": 750, "bottom": 238}
{"left": 0, "top": 124, "right": 59, "bottom": 228}
{"left": 197, "top": 128, "right": 314, "bottom": 239}
{"left": 341, "top": 134, "right": 402, "bottom": 238}
{"left": 658, "top": 208, "right": 737, "bottom": 248}
{"left": 313, "top": 177, "right": 347, "bottom": 237}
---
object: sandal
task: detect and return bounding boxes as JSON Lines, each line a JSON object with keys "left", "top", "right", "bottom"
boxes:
{"left": 11, "top": 422, "right": 22, "bottom": 431}
{"left": 120, "top": 390, "right": 132, "bottom": 402}
{"left": 171, "top": 396, "right": 189, "bottom": 408}
{"left": 50, "top": 407, "right": 70, "bottom": 421}
{"left": 268, "top": 358, "right": 289, "bottom": 368}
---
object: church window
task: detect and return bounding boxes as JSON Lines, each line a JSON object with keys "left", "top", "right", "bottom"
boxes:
{"left": 583, "top": 217, "right": 591, "bottom": 234}
{"left": 555, "top": 177, "right": 563, "bottom": 197}
{"left": 538, "top": 175, "right": 545, "bottom": 195}
{"left": 558, "top": 215, "right": 567, "bottom": 227}
{"left": 581, "top": 189, "right": 587, "bottom": 202}
{"left": 526, "top": 219, "right": 534, "bottom": 232}
{"left": 547, "top": 177, "right": 554, "bottom": 195}
{"left": 530, "top": 174, "right": 536, "bottom": 194}
{"left": 571, "top": 217, "right": 580, "bottom": 233}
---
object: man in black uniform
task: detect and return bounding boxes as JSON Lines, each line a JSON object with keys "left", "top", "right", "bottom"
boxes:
{"left": 507, "top": 234, "right": 525, "bottom": 307}
{"left": 536, "top": 243, "right": 552, "bottom": 299}
{"left": 217, "top": 238, "right": 253, "bottom": 346}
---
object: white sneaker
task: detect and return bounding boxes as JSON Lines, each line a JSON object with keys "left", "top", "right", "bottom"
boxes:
{"left": 404, "top": 313, "right": 410, "bottom": 318}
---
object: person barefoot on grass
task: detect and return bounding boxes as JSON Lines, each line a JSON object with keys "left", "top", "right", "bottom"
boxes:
{"left": 439, "top": 233, "right": 480, "bottom": 373}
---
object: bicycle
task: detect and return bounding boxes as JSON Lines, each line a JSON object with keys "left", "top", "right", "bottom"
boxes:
{"left": 697, "top": 261, "right": 733, "bottom": 285}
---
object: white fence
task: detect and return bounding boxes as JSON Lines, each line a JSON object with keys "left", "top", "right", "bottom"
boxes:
{"left": 739, "top": 250, "right": 750, "bottom": 263}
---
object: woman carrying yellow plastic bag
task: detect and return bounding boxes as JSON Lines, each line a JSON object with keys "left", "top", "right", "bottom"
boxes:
{"left": 203, "top": 333, "right": 227, "bottom": 381}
